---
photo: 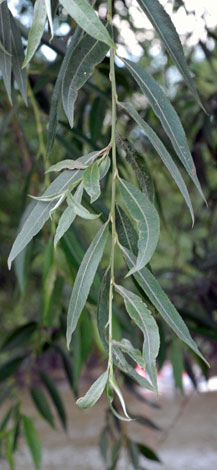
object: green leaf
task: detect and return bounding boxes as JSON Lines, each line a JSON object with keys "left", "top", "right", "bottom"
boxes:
{"left": 62, "top": 32, "right": 109, "bottom": 127}
{"left": 67, "top": 223, "right": 108, "bottom": 347}
{"left": 109, "top": 375, "right": 131, "bottom": 420}
{"left": 22, "top": 415, "right": 41, "bottom": 470}
{"left": 53, "top": 343, "right": 74, "bottom": 392}
{"left": 0, "top": 39, "right": 11, "bottom": 56}
{"left": 23, "top": 0, "right": 47, "bottom": 68}
{"left": 0, "top": 356, "right": 26, "bottom": 382}
{"left": 119, "top": 178, "right": 160, "bottom": 275}
{"left": 47, "top": 27, "right": 83, "bottom": 155}
{"left": 45, "top": 0, "right": 53, "bottom": 40}
{"left": 116, "top": 285, "right": 159, "bottom": 391}
{"left": 137, "top": 442, "right": 161, "bottom": 462}
{"left": 67, "top": 192, "right": 100, "bottom": 219}
{"left": 115, "top": 204, "right": 138, "bottom": 256}
{"left": 10, "top": 12, "right": 27, "bottom": 105}
{"left": 40, "top": 372, "right": 67, "bottom": 430}
{"left": 54, "top": 183, "right": 83, "bottom": 248}
{"left": 136, "top": 0, "right": 204, "bottom": 109}
{"left": 30, "top": 388, "right": 55, "bottom": 428}
{"left": 83, "top": 162, "right": 101, "bottom": 203}
{"left": 170, "top": 339, "right": 184, "bottom": 392}
{"left": 119, "top": 102, "right": 194, "bottom": 223}
{"left": 122, "top": 59, "right": 205, "bottom": 201}
{"left": 8, "top": 150, "right": 103, "bottom": 268}
{"left": 59, "top": 0, "right": 114, "bottom": 48}
{"left": 99, "top": 155, "right": 111, "bottom": 180}
{"left": 46, "top": 160, "right": 87, "bottom": 173}
{"left": 0, "top": 1, "right": 12, "bottom": 102}
{"left": 76, "top": 370, "right": 108, "bottom": 409}
{"left": 127, "top": 440, "right": 139, "bottom": 470}
{"left": 1, "top": 322, "right": 36, "bottom": 352}
{"left": 90, "top": 97, "right": 107, "bottom": 142}
{"left": 112, "top": 339, "right": 145, "bottom": 369}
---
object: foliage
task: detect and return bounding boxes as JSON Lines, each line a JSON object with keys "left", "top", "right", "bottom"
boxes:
{"left": 0, "top": 0, "right": 217, "bottom": 468}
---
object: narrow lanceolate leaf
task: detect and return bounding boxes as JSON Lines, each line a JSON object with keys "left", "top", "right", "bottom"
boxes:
{"left": 45, "top": 0, "right": 54, "bottom": 40}
{"left": 23, "top": 0, "right": 47, "bottom": 68}
{"left": 83, "top": 162, "right": 101, "bottom": 203}
{"left": 67, "top": 223, "right": 108, "bottom": 347}
{"left": 47, "top": 27, "right": 83, "bottom": 155}
{"left": 10, "top": 13, "right": 27, "bottom": 105}
{"left": 170, "top": 339, "right": 184, "bottom": 392}
{"left": 112, "top": 339, "right": 145, "bottom": 369}
{"left": 62, "top": 32, "right": 109, "bottom": 127}
{"left": 54, "top": 183, "right": 83, "bottom": 247}
{"left": 119, "top": 178, "right": 160, "bottom": 275}
{"left": 22, "top": 415, "right": 41, "bottom": 470}
{"left": 136, "top": 0, "right": 204, "bottom": 110}
{"left": 46, "top": 160, "right": 87, "bottom": 173}
{"left": 119, "top": 102, "right": 194, "bottom": 223}
{"left": 99, "top": 155, "right": 111, "bottom": 180}
{"left": 8, "top": 150, "right": 103, "bottom": 268}
{"left": 0, "top": 1, "right": 12, "bottom": 102}
{"left": 30, "top": 388, "right": 55, "bottom": 428}
{"left": 122, "top": 59, "right": 205, "bottom": 200}
{"left": 76, "top": 370, "right": 108, "bottom": 409}
{"left": 116, "top": 285, "right": 159, "bottom": 391}
{"left": 40, "top": 371, "right": 67, "bottom": 430}
{"left": 121, "top": 246, "right": 208, "bottom": 366}
{"left": 67, "top": 193, "right": 99, "bottom": 219}
{"left": 60, "top": 0, "right": 114, "bottom": 48}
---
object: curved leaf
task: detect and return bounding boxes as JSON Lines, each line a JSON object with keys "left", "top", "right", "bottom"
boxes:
{"left": 23, "top": 0, "right": 47, "bottom": 68}
{"left": 40, "top": 371, "right": 67, "bottom": 430}
{"left": 119, "top": 102, "right": 194, "bottom": 223}
{"left": 0, "top": 356, "right": 26, "bottom": 382}
{"left": 112, "top": 339, "right": 145, "bottom": 369}
{"left": 83, "top": 162, "right": 101, "bottom": 203}
{"left": 122, "top": 59, "right": 205, "bottom": 200}
{"left": 45, "top": 0, "right": 53, "bottom": 40}
{"left": 0, "top": 1, "right": 12, "bottom": 102}
{"left": 116, "top": 285, "right": 160, "bottom": 391}
{"left": 62, "top": 32, "right": 109, "bottom": 127}
{"left": 76, "top": 370, "right": 108, "bottom": 409}
{"left": 67, "top": 223, "right": 108, "bottom": 347}
{"left": 54, "top": 183, "right": 83, "bottom": 247}
{"left": 22, "top": 415, "right": 41, "bottom": 470}
{"left": 119, "top": 178, "right": 160, "bottom": 275}
{"left": 10, "top": 12, "right": 27, "bottom": 104}
{"left": 30, "top": 388, "right": 55, "bottom": 428}
{"left": 136, "top": 0, "right": 204, "bottom": 109}
{"left": 67, "top": 192, "right": 100, "bottom": 219}
{"left": 8, "top": 149, "right": 103, "bottom": 268}
{"left": 60, "top": 0, "right": 114, "bottom": 48}
{"left": 46, "top": 160, "right": 87, "bottom": 173}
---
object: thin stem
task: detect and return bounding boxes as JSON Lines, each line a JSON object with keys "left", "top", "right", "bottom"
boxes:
{"left": 107, "top": 0, "right": 118, "bottom": 376}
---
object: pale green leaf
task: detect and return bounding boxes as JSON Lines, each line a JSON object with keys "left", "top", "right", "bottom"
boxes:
{"left": 54, "top": 183, "right": 83, "bottom": 248}
{"left": 116, "top": 285, "right": 159, "bottom": 391}
{"left": 0, "top": 39, "right": 11, "bottom": 56}
{"left": 0, "top": 0, "right": 12, "bottom": 102}
{"left": 62, "top": 32, "right": 109, "bottom": 127}
{"left": 45, "top": 0, "right": 53, "bottom": 40}
{"left": 83, "top": 161, "right": 101, "bottom": 203}
{"left": 136, "top": 0, "right": 204, "bottom": 110}
{"left": 67, "top": 192, "right": 99, "bottom": 219}
{"left": 23, "top": 0, "right": 47, "bottom": 68}
{"left": 99, "top": 155, "right": 111, "bottom": 179}
{"left": 109, "top": 375, "right": 131, "bottom": 420}
{"left": 22, "top": 415, "right": 41, "bottom": 470}
{"left": 76, "top": 370, "right": 108, "bottom": 409}
{"left": 119, "top": 178, "right": 160, "bottom": 275}
{"left": 60, "top": 0, "right": 114, "bottom": 47}
{"left": 9, "top": 12, "right": 27, "bottom": 104}
{"left": 67, "top": 223, "right": 108, "bottom": 347}
{"left": 119, "top": 102, "right": 194, "bottom": 223}
{"left": 112, "top": 339, "right": 145, "bottom": 369}
{"left": 46, "top": 159, "right": 87, "bottom": 173}
{"left": 122, "top": 59, "right": 205, "bottom": 201}
{"left": 8, "top": 150, "right": 103, "bottom": 268}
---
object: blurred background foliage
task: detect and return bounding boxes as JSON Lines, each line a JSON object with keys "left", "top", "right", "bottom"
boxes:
{"left": 0, "top": 0, "right": 217, "bottom": 468}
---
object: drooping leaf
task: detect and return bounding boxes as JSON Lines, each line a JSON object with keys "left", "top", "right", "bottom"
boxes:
{"left": 115, "top": 204, "right": 138, "bottom": 255}
{"left": 66, "top": 192, "right": 100, "bottom": 219}
{"left": 109, "top": 375, "right": 131, "bottom": 420}
{"left": 22, "top": 415, "right": 41, "bottom": 470}
{"left": 47, "top": 27, "right": 83, "bottom": 155}
{"left": 0, "top": 0, "right": 12, "bottom": 102}
{"left": 0, "top": 356, "right": 26, "bottom": 382}
{"left": 127, "top": 439, "right": 139, "bottom": 470}
{"left": 122, "top": 59, "right": 205, "bottom": 200}
{"left": 54, "top": 183, "right": 83, "bottom": 247}
{"left": 90, "top": 97, "right": 107, "bottom": 142}
{"left": 83, "top": 161, "right": 101, "bottom": 203}
{"left": 30, "top": 388, "right": 55, "bottom": 428}
{"left": 116, "top": 285, "right": 159, "bottom": 391}
{"left": 62, "top": 32, "right": 109, "bottom": 127}
{"left": 53, "top": 343, "right": 74, "bottom": 392}
{"left": 112, "top": 339, "right": 145, "bottom": 369}
{"left": 8, "top": 150, "right": 103, "bottom": 268}
{"left": 119, "top": 102, "right": 194, "bottom": 222}
{"left": 45, "top": 0, "right": 53, "bottom": 40}
{"left": 67, "top": 223, "right": 108, "bottom": 347}
{"left": 170, "top": 339, "right": 184, "bottom": 392}
{"left": 116, "top": 208, "right": 208, "bottom": 366}
{"left": 76, "top": 370, "right": 108, "bottom": 409}
{"left": 136, "top": 0, "right": 204, "bottom": 109}
{"left": 99, "top": 155, "right": 111, "bottom": 180}
{"left": 9, "top": 12, "right": 27, "bottom": 104}
{"left": 23, "top": 0, "right": 47, "bottom": 68}
{"left": 1, "top": 322, "right": 36, "bottom": 352}
{"left": 119, "top": 178, "right": 160, "bottom": 275}
{"left": 46, "top": 160, "right": 87, "bottom": 173}
{"left": 59, "top": 0, "right": 114, "bottom": 48}
{"left": 40, "top": 371, "right": 67, "bottom": 430}
{"left": 137, "top": 442, "right": 161, "bottom": 462}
